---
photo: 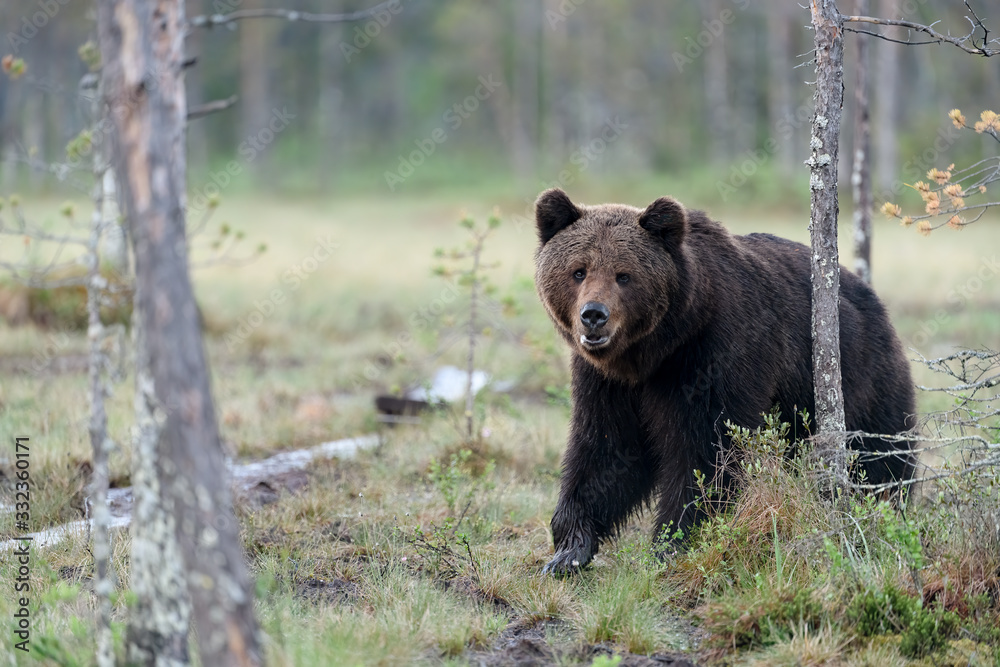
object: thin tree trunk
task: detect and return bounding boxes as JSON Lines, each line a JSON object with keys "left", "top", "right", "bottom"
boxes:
{"left": 86, "top": 72, "right": 115, "bottom": 667}
{"left": 732, "top": 16, "right": 757, "bottom": 157}
{"left": 126, "top": 303, "right": 191, "bottom": 665}
{"left": 874, "top": 0, "right": 899, "bottom": 196}
{"left": 317, "top": 22, "right": 346, "bottom": 185}
{"left": 541, "top": 0, "right": 569, "bottom": 165}
{"left": 465, "top": 239, "right": 481, "bottom": 443}
{"left": 767, "top": 5, "right": 796, "bottom": 174}
{"left": 852, "top": 0, "right": 873, "bottom": 285}
{"left": 703, "top": 0, "right": 730, "bottom": 163}
{"left": 807, "top": 0, "right": 849, "bottom": 490}
{"left": 239, "top": 0, "right": 272, "bottom": 177}
{"left": 510, "top": 0, "right": 540, "bottom": 177}
{"left": 96, "top": 2, "right": 262, "bottom": 665}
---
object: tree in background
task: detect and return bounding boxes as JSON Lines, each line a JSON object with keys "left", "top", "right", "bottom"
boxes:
{"left": 97, "top": 0, "right": 261, "bottom": 664}
{"left": 807, "top": 0, "right": 998, "bottom": 489}
{"left": 851, "top": 0, "right": 873, "bottom": 286}
{"left": 4, "top": 0, "right": 997, "bottom": 194}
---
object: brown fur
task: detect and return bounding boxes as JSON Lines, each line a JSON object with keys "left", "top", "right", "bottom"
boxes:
{"left": 534, "top": 188, "right": 915, "bottom": 575}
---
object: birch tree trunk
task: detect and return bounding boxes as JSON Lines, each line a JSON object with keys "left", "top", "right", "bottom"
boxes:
{"left": 807, "top": 0, "right": 849, "bottom": 490}
{"left": 96, "top": 1, "right": 262, "bottom": 665}
{"left": 86, "top": 75, "right": 115, "bottom": 667}
{"left": 851, "top": 0, "right": 873, "bottom": 285}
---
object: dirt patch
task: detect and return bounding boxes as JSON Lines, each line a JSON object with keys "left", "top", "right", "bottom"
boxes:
{"left": 467, "top": 619, "right": 700, "bottom": 667}
{"left": 468, "top": 619, "right": 556, "bottom": 666}
{"left": 235, "top": 469, "right": 310, "bottom": 509}
{"left": 477, "top": 636, "right": 554, "bottom": 666}
{"left": 443, "top": 575, "right": 512, "bottom": 612}
{"left": 582, "top": 644, "right": 699, "bottom": 667}
{"left": 320, "top": 519, "right": 353, "bottom": 543}
{"left": 295, "top": 576, "right": 359, "bottom": 605}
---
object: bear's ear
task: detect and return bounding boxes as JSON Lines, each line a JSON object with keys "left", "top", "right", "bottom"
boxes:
{"left": 535, "top": 188, "right": 582, "bottom": 244}
{"left": 638, "top": 197, "right": 688, "bottom": 249}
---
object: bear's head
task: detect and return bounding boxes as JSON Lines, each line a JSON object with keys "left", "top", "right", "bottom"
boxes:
{"left": 534, "top": 188, "right": 689, "bottom": 377}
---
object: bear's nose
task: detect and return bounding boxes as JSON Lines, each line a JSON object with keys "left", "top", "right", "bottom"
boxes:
{"left": 580, "top": 302, "right": 609, "bottom": 329}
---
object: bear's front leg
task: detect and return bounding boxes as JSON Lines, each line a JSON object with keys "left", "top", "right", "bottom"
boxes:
{"left": 545, "top": 501, "right": 597, "bottom": 575}
{"left": 651, "top": 431, "right": 729, "bottom": 557}
{"left": 544, "top": 358, "right": 655, "bottom": 575}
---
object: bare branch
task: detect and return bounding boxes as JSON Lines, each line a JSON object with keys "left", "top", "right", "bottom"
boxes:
{"left": 0, "top": 262, "right": 85, "bottom": 288}
{"left": 853, "top": 455, "right": 1000, "bottom": 492}
{"left": 841, "top": 28, "right": 942, "bottom": 48}
{"left": 843, "top": 12, "right": 1000, "bottom": 56}
{"left": 187, "top": 95, "right": 238, "bottom": 120}
{"left": 188, "top": 0, "right": 401, "bottom": 29}
{"left": 0, "top": 223, "right": 89, "bottom": 247}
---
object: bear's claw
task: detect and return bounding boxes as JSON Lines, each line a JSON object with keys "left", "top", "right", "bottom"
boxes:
{"left": 542, "top": 548, "right": 592, "bottom": 576}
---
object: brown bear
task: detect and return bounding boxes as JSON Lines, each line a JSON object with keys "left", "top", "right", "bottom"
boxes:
{"left": 533, "top": 188, "right": 915, "bottom": 574}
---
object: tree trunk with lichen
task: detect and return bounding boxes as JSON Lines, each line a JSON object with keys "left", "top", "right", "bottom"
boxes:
{"left": 96, "top": 1, "right": 262, "bottom": 665}
{"left": 807, "top": 0, "right": 849, "bottom": 491}
{"left": 126, "top": 305, "right": 192, "bottom": 666}
{"left": 852, "top": 0, "right": 873, "bottom": 285}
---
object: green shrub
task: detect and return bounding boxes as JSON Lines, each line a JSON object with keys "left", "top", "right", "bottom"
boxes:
{"left": 847, "top": 585, "right": 915, "bottom": 636}
{"left": 702, "top": 587, "right": 825, "bottom": 649}
{"left": 899, "top": 603, "right": 958, "bottom": 659}
{"left": 847, "top": 585, "right": 958, "bottom": 658}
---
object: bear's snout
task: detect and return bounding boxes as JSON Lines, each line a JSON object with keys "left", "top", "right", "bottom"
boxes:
{"left": 579, "top": 301, "right": 612, "bottom": 348}
{"left": 580, "top": 302, "right": 609, "bottom": 329}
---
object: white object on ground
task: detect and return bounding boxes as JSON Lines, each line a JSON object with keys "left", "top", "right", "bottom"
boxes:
{"left": 0, "top": 434, "right": 380, "bottom": 552}
{"left": 406, "top": 365, "right": 491, "bottom": 403}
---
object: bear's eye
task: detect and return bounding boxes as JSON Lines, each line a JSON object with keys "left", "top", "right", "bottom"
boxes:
{"left": 617, "top": 273, "right": 630, "bottom": 285}
{"left": 573, "top": 269, "right": 586, "bottom": 281}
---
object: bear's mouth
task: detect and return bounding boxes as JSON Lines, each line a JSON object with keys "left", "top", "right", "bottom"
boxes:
{"left": 580, "top": 333, "right": 610, "bottom": 349}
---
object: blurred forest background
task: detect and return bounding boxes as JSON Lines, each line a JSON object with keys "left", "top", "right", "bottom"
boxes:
{"left": 1, "top": 0, "right": 998, "bottom": 204}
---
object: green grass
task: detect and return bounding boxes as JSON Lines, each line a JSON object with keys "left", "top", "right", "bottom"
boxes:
{"left": 1, "top": 187, "right": 999, "bottom": 664}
